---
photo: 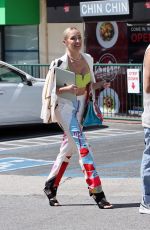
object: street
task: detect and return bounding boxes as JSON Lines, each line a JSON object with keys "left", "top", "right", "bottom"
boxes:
{"left": 0, "top": 121, "right": 144, "bottom": 177}
{"left": 1, "top": 1, "right": 150, "bottom": 229}
{"left": 0, "top": 121, "right": 150, "bottom": 230}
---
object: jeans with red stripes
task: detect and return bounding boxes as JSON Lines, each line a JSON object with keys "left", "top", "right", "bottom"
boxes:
{"left": 46, "top": 96, "right": 102, "bottom": 194}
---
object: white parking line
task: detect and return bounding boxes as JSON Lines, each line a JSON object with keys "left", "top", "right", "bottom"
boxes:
{"left": 86, "top": 130, "right": 143, "bottom": 139}
{"left": 0, "top": 129, "right": 143, "bottom": 152}
{"left": 0, "top": 142, "right": 24, "bottom": 146}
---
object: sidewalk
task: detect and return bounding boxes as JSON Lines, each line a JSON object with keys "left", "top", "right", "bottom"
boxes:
{"left": 0, "top": 175, "right": 149, "bottom": 230}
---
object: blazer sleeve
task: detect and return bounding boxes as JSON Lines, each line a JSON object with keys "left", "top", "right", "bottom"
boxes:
{"left": 40, "top": 60, "right": 57, "bottom": 123}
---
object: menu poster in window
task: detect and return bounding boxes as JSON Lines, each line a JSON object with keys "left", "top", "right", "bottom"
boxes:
{"left": 85, "top": 22, "right": 128, "bottom": 113}
{"left": 85, "top": 22, "right": 128, "bottom": 64}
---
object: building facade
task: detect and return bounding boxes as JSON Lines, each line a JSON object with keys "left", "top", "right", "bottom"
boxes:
{"left": 0, "top": 0, "right": 40, "bottom": 64}
{"left": 0, "top": 0, "right": 150, "bottom": 65}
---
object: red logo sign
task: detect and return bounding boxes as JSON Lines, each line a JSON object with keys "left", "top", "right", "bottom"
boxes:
{"left": 64, "top": 3, "right": 70, "bottom": 13}
{"left": 145, "top": 1, "right": 150, "bottom": 8}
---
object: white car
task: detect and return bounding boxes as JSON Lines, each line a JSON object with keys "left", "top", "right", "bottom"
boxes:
{"left": 0, "top": 61, "right": 45, "bottom": 126}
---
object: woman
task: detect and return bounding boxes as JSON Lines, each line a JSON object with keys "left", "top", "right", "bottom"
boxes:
{"left": 41, "top": 27, "right": 112, "bottom": 209}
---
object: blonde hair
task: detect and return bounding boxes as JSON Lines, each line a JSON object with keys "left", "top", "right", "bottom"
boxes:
{"left": 63, "top": 27, "right": 80, "bottom": 40}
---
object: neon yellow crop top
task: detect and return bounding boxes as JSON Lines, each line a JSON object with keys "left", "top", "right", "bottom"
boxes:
{"left": 75, "top": 72, "right": 91, "bottom": 88}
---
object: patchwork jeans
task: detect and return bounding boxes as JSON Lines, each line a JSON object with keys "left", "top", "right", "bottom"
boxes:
{"left": 141, "top": 127, "right": 150, "bottom": 204}
{"left": 47, "top": 96, "right": 102, "bottom": 194}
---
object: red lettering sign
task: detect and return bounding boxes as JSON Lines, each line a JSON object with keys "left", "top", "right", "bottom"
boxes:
{"left": 131, "top": 33, "right": 150, "bottom": 43}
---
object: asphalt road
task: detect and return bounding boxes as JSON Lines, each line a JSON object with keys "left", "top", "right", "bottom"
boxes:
{"left": 0, "top": 121, "right": 144, "bottom": 178}
{"left": 1, "top": 121, "right": 150, "bottom": 230}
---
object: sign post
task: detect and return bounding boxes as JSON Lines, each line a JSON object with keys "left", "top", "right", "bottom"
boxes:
{"left": 127, "top": 69, "right": 140, "bottom": 94}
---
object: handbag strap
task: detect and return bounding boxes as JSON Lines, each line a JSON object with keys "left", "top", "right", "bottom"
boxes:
{"left": 85, "top": 83, "right": 92, "bottom": 104}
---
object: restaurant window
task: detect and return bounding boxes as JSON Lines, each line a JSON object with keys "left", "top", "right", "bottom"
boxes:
{"left": 4, "top": 25, "right": 39, "bottom": 64}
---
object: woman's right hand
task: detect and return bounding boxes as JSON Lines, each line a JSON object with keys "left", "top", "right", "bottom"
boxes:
{"left": 65, "top": 84, "right": 78, "bottom": 94}
{"left": 57, "top": 84, "right": 78, "bottom": 95}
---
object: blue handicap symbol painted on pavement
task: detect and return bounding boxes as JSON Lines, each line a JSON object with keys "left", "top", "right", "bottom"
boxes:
{"left": 0, "top": 157, "right": 54, "bottom": 173}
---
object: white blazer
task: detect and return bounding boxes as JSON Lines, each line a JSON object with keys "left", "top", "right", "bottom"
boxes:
{"left": 40, "top": 52, "right": 102, "bottom": 124}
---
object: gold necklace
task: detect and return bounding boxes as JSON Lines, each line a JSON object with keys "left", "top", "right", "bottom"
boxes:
{"left": 68, "top": 54, "right": 82, "bottom": 62}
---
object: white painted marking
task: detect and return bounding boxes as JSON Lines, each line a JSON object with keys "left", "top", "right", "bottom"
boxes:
{"left": 0, "top": 129, "right": 143, "bottom": 152}
{"left": 0, "top": 157, "right": 54, "bottom": 172}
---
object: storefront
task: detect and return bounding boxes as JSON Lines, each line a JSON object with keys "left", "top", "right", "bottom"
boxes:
{"left": 0, "top": 0, "right": 39, "bottom": 64}
{"left": 80, "top": 0, "right": 150, "bottom": 115}
{"left": 78, "top": 0, "right": 150, "bottom": 64}
{"left": 1, "top": 0, "right": 150, "bottom": 65}
{"left": 46, "top": 0, "right": 150, "bottom": 63}
{"left": 46, "top": 0, "right": 150, "bottom": 117}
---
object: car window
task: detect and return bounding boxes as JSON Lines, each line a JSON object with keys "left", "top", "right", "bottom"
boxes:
{"left": 0, "top": 64, "right": 26, "bottom": 84}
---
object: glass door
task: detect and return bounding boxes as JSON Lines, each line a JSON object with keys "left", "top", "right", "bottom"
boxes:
{"left": 0, "top": 29, "right": 2, "bottom": 60}
{"left": 0, "top": 26, "right": 4, "bottom": 60}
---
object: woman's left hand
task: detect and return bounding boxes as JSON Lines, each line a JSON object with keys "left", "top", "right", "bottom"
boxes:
{"left": 92, "top": 80, "right": 111, "bottom": 90}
